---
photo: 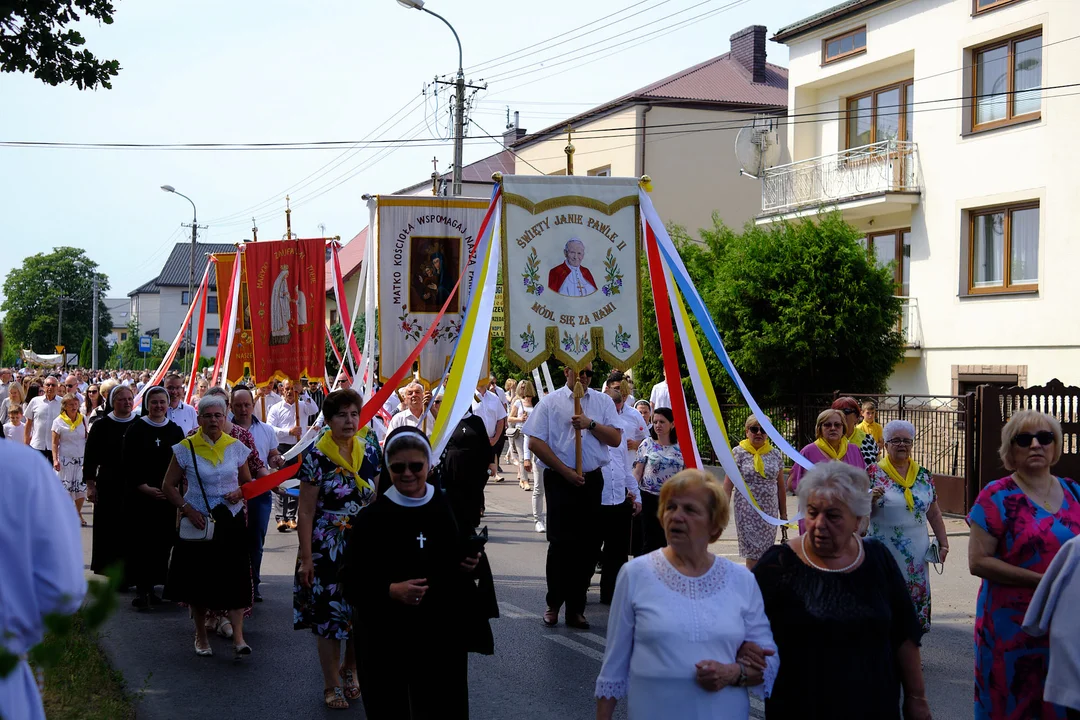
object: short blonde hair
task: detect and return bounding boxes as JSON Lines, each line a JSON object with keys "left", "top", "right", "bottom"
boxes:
{"left": 999, "top": 409, "right": 1063, "bottom": 471}
{"left": 814, "top": 409, "right": 844, "bottom": 439}
{"left": 61, "top": 392, "right": 80, "bottom": 410}
{"left": 744, "top": 414, "right": 760, "bottom": 431}
{"left": 98, "top": 379, "right": 119, "bottom": 406}
{"left": 517, "top": 379, "right": 536, "bottom": 397}
{"left": 658, "top": 469, "right": 730, "bottom": 543}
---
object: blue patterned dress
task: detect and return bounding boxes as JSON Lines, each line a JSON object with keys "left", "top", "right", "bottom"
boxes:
{"left": 293, "top": 427, "right": 380, "bottom": 640}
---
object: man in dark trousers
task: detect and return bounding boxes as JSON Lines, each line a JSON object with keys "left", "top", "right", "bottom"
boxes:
{"left": 523, "top": 362, "right": 621, "bottom": 630}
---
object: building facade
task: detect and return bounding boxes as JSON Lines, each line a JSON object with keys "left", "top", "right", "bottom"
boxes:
{"left": 763, "top": 0, "right": 1078, "bottom": 395}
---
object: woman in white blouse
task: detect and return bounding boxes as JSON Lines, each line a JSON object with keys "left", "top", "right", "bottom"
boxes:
{"left": 596, "top": 469, "right": 778, "bottom": 720}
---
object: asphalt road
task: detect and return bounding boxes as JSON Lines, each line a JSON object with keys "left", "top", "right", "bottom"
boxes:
{"left": 81, "top": 468, "right": 978, "bottom": 719}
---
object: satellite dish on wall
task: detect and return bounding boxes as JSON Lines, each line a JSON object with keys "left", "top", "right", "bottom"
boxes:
{"left": 735, "top": 119, "right": 780, "bottom": 179}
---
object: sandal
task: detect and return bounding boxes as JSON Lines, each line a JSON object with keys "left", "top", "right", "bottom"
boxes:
{"left": 216, "top": 618, "right": 234, "bottom": 639}
{"left": 339, "top": 668, "right": 361, "bottom": 700}
{"left": 522, "top": 482, "right": 532, "bottom": 491}
{"left": 324, "top": 687, "right": 349, "bottom": 710}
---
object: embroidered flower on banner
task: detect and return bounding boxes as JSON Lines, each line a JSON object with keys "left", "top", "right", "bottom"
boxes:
{"left": 398, "top": 306, "right": 423, "bottom": 342}
{"left": 612, "top": 324, "right": 632, "bottom": 353}
{"left": 522, "top": 248, "right": 544, "bottom": 295}
{"left": 520, "top": 324, "right": 537, "bottom": 353}
{"left": 601, "top": 249, "right": 624, "bottom": 297}
{"left": 561, "top": 331, "right": 590, "bottom": 354}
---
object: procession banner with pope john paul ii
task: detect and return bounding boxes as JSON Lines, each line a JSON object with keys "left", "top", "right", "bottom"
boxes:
{"left": 501, "top": 175, "right": 642, "bottom": 371}
{"left": 377, "top": 195, "right": 490, "bottom": 390}
{"left": 243, "top": 237, "right": 326, "bottom": 385}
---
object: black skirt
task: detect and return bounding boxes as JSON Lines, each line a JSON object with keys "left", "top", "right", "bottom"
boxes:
{"left": 165, "top": 504, "right": 252, "bottom": 611}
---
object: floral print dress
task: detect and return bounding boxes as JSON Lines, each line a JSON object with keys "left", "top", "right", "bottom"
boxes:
{"left": 293, "top": 427, "right": 380, "bottom": 640}
{"left": 867, "top": 464, "right": 937, "bottom": 632}
{"left": 731, "top": 446, "right": 784, "bottom": 560}
{"left": 634, "top": 438, "right": 684, "bottom": 496}
{"left": 967, "top": 476, "right": 1080, "bottom": 720}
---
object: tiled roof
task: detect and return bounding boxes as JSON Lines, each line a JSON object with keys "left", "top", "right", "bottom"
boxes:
{"left": 149, "top": 242, "right": 239, "bottom": 290}
{"left": 514, "top": 52, "right": 787, "bottom": 150}
{"left": 773, "top": 0, "right": 894, "bottom": 42}
{"left": 326, "top": 227, "right": 367, "bottom": 292}
{"left": 129, "top": 278, "right": 160, "bottom": 296}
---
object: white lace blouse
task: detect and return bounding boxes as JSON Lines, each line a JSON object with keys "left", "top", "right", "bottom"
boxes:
{"left": 595, "top": 550, "right": 779, "bottom": 719}
{"left": 171, "top": 439, "right": 250, "bottom": 517}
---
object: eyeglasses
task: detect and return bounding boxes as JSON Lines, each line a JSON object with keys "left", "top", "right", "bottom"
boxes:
{"left": 66, "top": 383, "right": 77, "bottom": 388}
{"left": 200, "top": 413, "right": 225, "bottom": 420}
{"left": 1013, "top": 431, "right": 1054, "bottom": 448}
{"left": 88, "top": 390, "right": 100, "bottom": 395}
{"left": 821, "top": 422, "right": 844, "bottom": 429}
{"left": 747, "top": 426, "right": 765, "bottom": 434}
{"left": 886, "top": 438, "right": 913, "bottom": 446}
{"left": 839, "top": 408, "right": 859, "bottom": 416}
{"left": 389, "top": 461, "right": 426, "bottom": 474}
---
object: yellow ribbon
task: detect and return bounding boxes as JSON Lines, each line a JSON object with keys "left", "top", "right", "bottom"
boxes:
{"left": 59, "top": 412, "right": 84, "bottom": 432}
{"left": 188, "top": 431, "right": 238, "bottom": 467}
{"left": 814, "top": 437, "right": 849, "bottom": 461}
{"left": 315, "top": 429, "right": 373, "bottom": 491}
{"left": 879, "top": 456, "right": 920, "bottom": 512}
{"left": 738, "top": 439, "right": 773, "bottom": 478}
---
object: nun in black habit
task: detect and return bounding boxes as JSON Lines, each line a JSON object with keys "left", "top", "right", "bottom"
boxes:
{"left": 343, "top": 426, "right": 495, "bottom": 720}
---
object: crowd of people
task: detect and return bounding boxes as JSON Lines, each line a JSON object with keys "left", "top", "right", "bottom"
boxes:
{"left": 2, "top": 356, "right": 1078, "bottom": 720}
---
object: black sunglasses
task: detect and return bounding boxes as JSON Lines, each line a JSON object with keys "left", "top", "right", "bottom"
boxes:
{"left": 839, "top": 408, "right": 860, "bottom": 415}
{"left": 580, "top": 370, "right": 594, "bottom": 377}
{"left": 747, "top": 426, "right": 765, "bottom": 434}
{"left": 389, "top": 461, "right": 426, "bottom": 474}
{"left": 1013, "top": 431, "right": 1054, "bottom": 448}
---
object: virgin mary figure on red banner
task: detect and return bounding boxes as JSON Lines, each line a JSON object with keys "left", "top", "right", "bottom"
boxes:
{"left": 245, "top": 238, "right": 327, "bottom": 385}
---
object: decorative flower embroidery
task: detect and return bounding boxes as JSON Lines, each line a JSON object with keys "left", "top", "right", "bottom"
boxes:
{"left": 601, "top": 249, "right": 624, "bottom": 296}
{"left": 398, "top": 306, "right": 423, "bottom": 342}
{"left": 522, "top": 248, "right": 544, "bottom": 295}
{"left": 561, "top": 331, "right": 590, "bottom": 354}
{"left": 520, "top": 324, "right": 538, "bottom": 353}
{"left": 612, "top": 324, "right": 631, "bottom": 352}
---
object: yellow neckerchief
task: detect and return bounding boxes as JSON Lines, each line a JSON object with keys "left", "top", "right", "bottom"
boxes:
{"left": 315, "top": 428, "right": 372, "bottom": 491}
{"left": 879, "top": 455, "right": 920, "bottom": 512}
{"left": 738, "top": 439, "right": 773, "bottom": 477}
{"left": 857, "top": 420, "right": 883, "bottom": 445}
{"left": 814, "top": 436, "right": 849, "bottom": 461}
{"left": 59, "top": 412, "right": 84, "bottom": 432}
{"left": 189, "top": 430, "right": 238, "bottom": 467}
{"left": 849, "top": 427, "right": 867, "bottom": 447}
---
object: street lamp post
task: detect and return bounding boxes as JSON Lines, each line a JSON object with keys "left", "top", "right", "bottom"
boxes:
{"left": 397, "top": 0, "right": 465, "bottom": 196}
{"left": 161, "top": 184, "right": 198, "bottom": 374}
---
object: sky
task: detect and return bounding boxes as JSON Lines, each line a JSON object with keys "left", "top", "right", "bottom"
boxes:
{"left": 0, "top": 0, "right": 835, "bottom": 311}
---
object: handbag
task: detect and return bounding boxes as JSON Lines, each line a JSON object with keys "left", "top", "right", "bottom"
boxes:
{"left": 178, "top": 439, "right": 216, "bottom": 542}
{"left": 925, "top": 536, "right": 943, "bottom": 574}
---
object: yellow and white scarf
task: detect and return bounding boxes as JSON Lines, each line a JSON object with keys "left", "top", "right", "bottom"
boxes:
{"left": 879, "top": 456, "right": 921, "bottom": 512}
{"left": 738, "top": 439, "right": 773, "bottom": 478}
{"left": 189, "top": 430, "right": 238, "bottom": 467}
{"left": 814, "top": 437, "right": 849, "bottom": 461}
{"left": 59, "top": 412, "right": 84, "bottom": 432}
{"left": 316, "top": 429, "right": 372, "bottom": 491}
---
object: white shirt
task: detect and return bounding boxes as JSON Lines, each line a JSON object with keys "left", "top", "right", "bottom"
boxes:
{"left": 3, "top": 421, "right": 28, "bottom": 445}
{"left": 266, "top": 396, "right": 320, "bottom": 446}
{"left": 493, "top": 386, "right": 508, "bottom": 406}
{"left": 388, "top": 408, "right": 433, "bottom": 435}
{"left": 649, "top": 381, "right": 670, "bottom": 411}
{"left": 1023, "top": 533, "right": 1080, "bottom": 710}
{"left": 472, "top": 390, "right": 508, "bottom": 439}
{"left": 50, "top": 415, "right": 87, "bottom": 459}
{"left": 0, "top": 442, "right": 86, "bottom": 720}
{"left": 601, "top": 414, "right": 640, "bottom": 506}
{"left": 256, "top": 392, "right": 283, "bottom": 422}
{"left": 167, "top": 402, "right": 198, "bottom": 437}
{"left": 24, "top": 396, "right": 61, "bottom": 451}
{"left": 172, "top": 439, "right": 250, "bottom": 517}
{"left": 521, "top": 385, "right": 621, "bottom": 473}
{"left": 77, "top": 382, "right": 88, "bottom": 394}
{"left": 235, "top": 417, "right": 277, "bottom": 466}
{"left": 617, "top": 404, "right": 648, "bottom": 467}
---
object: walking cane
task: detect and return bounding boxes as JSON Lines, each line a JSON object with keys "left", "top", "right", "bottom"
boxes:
{"left": 573, "top": 381, "right": 585, "bottom": 475}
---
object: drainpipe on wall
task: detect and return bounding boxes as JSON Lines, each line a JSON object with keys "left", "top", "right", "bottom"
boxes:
{"left": 637, "top": 104, "right": 653, "bottom": 178}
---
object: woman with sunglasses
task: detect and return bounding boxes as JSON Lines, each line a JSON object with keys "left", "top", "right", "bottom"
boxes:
{"left": 723, "top": 415, "right": 786, "bottom": 569}
{"left": 343, "top": 426, "right": 489, "bottom": 719}
{"left": 82, "top": 383, "right": 102, "bottom": 422}
{"left": 866, "top": 420, "right": 948, "bottom": 633}
{"left": 968, "top": 409, "right": 1080, "bottom": 720}
{"left": 832, "top": 396, "right": 880, "bottom": 465}
{"left": 293, "top": 388, "right": 380, "bottom": 711}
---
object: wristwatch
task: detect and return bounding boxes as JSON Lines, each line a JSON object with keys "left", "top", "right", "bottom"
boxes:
{"left": 588, "top": 420, "right": 597, "bottom": 431}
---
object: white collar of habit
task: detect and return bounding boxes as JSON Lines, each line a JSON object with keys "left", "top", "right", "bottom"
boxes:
{"left": 385, "top": 484, "right": 435, "bottom": 507}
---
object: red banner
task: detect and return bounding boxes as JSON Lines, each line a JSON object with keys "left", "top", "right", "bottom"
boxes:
{"left": 244, "top": 238, "right": 327, "bottom": 385}
{"left": 213, "top": 253, "right": 255, "bottom": 385}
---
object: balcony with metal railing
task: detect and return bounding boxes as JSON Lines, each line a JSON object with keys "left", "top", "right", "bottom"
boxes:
{"left": 758, "top": 140, "right": 921, "bottom": 222}
{"left": 897, "top": 295, "right": 922, "bottom": 356}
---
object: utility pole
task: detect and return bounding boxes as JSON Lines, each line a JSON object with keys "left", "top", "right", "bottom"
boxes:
{"left": 453, "top": 65, "right": 465, "bottom": 197}
{"left": 91, "top": 274, "right": 100, "bottom": 371}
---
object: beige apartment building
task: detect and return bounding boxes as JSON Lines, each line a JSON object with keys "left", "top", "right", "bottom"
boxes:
{"left": 762, "top": 0, "right": 1079, "bottom": 396}
{"left": 510, "top": 25, "right": 790, "bottom": 237}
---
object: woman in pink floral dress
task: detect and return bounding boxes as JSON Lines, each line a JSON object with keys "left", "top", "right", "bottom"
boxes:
{"left": 968, "top": 410, "right": 1080, "bottom": 720}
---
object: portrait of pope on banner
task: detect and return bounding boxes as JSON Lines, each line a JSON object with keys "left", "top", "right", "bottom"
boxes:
{"left": 547, "top": 237, "right": 597, "bottom": 297}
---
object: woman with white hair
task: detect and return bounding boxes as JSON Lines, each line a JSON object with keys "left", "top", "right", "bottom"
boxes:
{"left": 161, "top": 393, "right": 254, "bottom": 658}
{"left": 867, "top": 419, "right": 949, "bottom": 632}
{"left": 753, "top": 461, "right": 930, "bottom": 720}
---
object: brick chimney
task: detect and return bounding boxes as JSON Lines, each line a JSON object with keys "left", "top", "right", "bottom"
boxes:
{"left": 730, "top": 25, "right": 768, "bottom": 84}
{"left": 502, "top": 110, "right": 527, "bottom": 148}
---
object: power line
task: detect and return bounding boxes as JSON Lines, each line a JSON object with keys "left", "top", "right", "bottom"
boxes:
{"left": 467, "top": 118, "right": 546, "bottom": 175}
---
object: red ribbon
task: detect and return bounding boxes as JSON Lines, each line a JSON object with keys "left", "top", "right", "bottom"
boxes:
{"left": 331, "top": 242, "right": 365, "bottom": 371}
{"left": 212, "top": 250, "right": 243, "bottom": 386}
{"left": 242, "top": 460, "right": 301, "bottom": 500}
{"left": 644, "top": 222, "right": 697, "bottom": 470}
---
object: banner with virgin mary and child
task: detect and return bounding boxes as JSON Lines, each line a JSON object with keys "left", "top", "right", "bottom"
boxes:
{"left": 376, "top": 196, "right": 491, "bottom": 390}
{"left": 243, "top": 237, "right": 327, "bottom": 385}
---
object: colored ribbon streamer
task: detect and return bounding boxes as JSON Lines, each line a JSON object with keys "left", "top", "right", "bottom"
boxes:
{"left": 211, "top": 250, "right": 242, "bottom": 387}
{"left": 185, "top": 278, "right": 210, "bottom": 405}
{"left": 639, "top": 189, "right": 813, "bottom": 471}
{"left": 644, "top": 222, "right": 701, "bottom": 470}
{"left": 241, "top": 461, "right": 301, "bottom": 500}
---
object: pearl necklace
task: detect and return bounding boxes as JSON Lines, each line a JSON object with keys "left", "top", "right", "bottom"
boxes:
{"left": 801, "top": 536, "right": 864, "bottom": 573}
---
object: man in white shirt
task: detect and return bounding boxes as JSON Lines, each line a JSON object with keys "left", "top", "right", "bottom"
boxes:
{"left": 75, "top": 370, "right": 88, "bottom": 394}
{"left": 266, "top": 380, "right": 319, "bottom": 531}
{"left": 23, "top": 376, "right": 62, "bottom": 461}
{"left": 388, "top": 382, "right": 433, "bottom": 435}
{"left": 472, "top": 382, "right": 507, "bottom": 450}
{"left": 597, "top": 388, "right": 642, "bottom": 605}
{"left": 523, "top": 362, "right": 622, "bottom": 630}
{"left": 163, "top": 373, "right": 198, "bottom": 435}
{"left": 62, "top": 375, "right": 84, "bottom": 404}
{"left": 649, "top": 368, "right": 671, "bottom": 411}
{"left": 0, "top": 439, "right": 86, "bottom": 720}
